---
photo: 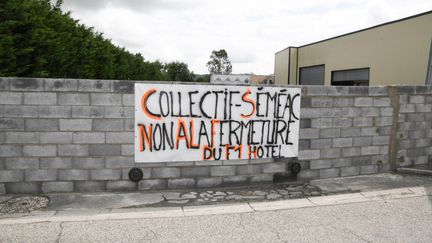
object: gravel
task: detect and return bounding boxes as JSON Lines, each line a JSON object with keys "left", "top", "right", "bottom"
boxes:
{"left": 0, "top": 196, "right": 49, "bottom": 214}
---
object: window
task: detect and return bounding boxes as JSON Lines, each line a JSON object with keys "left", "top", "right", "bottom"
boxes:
{"left": 331, "top": 68, "right": 370, "bottom": 86}
{"left": 299, "top": 65, "right": 325, "bottom": 85}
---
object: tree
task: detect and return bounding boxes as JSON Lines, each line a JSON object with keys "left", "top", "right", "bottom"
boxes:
{"left": 206, "top": 49, "right": 232, "bottom": 74}
{"left": 164, "top": 61, "right": 194, "bottom": 81}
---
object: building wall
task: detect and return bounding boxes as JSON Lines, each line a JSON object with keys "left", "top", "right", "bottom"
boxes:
{"left": 274, "top": 48, "right": 289, "bottom": 85}
{"left": 1, "top": 77, "right": 431, "bottom": 194}
{"left": 275, "top": 12, "right": 432, "bottom": 86}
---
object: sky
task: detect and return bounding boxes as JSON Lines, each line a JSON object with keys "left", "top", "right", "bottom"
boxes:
{"left": 58, "top": 0, "right": 432, "bottom": 75}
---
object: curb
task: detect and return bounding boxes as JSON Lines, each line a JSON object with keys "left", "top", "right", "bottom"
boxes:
{"left": 0, "top": 186, "right": 430, "bottom": 225}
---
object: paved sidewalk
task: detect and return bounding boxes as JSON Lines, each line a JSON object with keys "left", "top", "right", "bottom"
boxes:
{"left": 0, "top": 173, "right": 431, "bottom": 225}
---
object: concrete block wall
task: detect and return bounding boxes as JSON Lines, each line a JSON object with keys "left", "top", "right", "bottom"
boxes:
{"left": 1, "top": 77, "right": 431, "bottom": 194}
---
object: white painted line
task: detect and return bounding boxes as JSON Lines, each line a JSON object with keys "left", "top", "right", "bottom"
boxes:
{"left": 249, "top": 198, "right": 314, "bottom": 211}
{"left": 109, "top": 207, "right": 184, "bottom": 220}
{"left": 360, "top": 188, "right": 417, "bottom": 200}
{"left": 307, "top": 193, "right": 369, "bottom": 206}
{"left": 183, "top": 203, "right": 253, "bottom": 216}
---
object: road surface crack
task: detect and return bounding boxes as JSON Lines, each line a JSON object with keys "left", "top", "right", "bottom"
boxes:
{"left": 56, "top": 222, "right": 64, "bottom": 243}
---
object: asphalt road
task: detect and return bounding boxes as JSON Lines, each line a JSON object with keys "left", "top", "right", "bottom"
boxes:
{"left": 1, "top": 195, "right": 431, "bottom": 243}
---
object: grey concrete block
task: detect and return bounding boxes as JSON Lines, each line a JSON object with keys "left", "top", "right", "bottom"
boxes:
{"left": 195, "top": 160, "right": 223, "bottom": 166}
{"left": 341, "top": 166, "right": 360, "bottom": 177}
{"left": 381, "top": 107, "right": 393, "bottom": 116}
{"left": 10, "top": 78, "right": 43, "bottom": 91}
{"left": 300, "top": 128, "right": 320, "bottom": 139}
{"left": 60, "top": 119, "right": 92, "bottom": 131}
{"left": 299, "top": 118, "right": 311, "bottom": 128}
{"left": 407, "top": 113, "right": 424, "bottom": 122}
{"left": 181, "top": 167, "right": 210, "bottom": 177}
{"left": 44, "top": 79, "right": 77, "bottom": 91}
{"left": 59, "top": 169, "right": 89, "bottom": 180}
{"left": 353, "top": 137, "right": 372, "bottom": 146}
{"left": 58, "top": 93, "right": 89, "bottom": 105}
{"left": 0, "top": 77, "right": 9, "bottom": 90}
{"left": 122, "top": 94, "right": 134, "bottom": 106}
{"left": 78, "top": 79, "right": 111, "bottom": 92}
{"left": 415, "top": 138, "right": 430, "bottom": 148}
{"left": 332, "top": 138, "right": 353, "bottom": 148}
{"left": 311, "top": 97, "right": 333, "bottom": 107}
{"left": 409, "top": 95, "right": 424, "bottom": 104}
{"left": 319, "top": 168, "right": 340, "bottom": 179}
{"left": 167, "top": 178, "right": 195, "bottom": 189}
{"left": 0, "top": 184, "right": 5, "bottom": 195}
{"left": 332, "top": 158, "right": 352, "bottom": 167}
{"left": 42, "top": 181, "right": 74, "bottom": 193}
{"left": 152, "top": 167, "right": 181, "bottom": 178}
{"left": 339, "top": 107, "right": 362, "bottom": 117}
{"left": 333, "top": 98, "right": 354, "bottom": 107}
{"left": 342, "top": 147, "right": 361, "bottom": 157}
{"left": 333, "top": 118, "right": 352, "bottom": 128}
{"left": 25, "top": 119, "right": 58, "bottom": 131}
{"left": 298, "top": 150, "right": 320, "bottom": 160}
{"left": 121, "top": 145, "right": 134, "bottom": 156}
{"left": 104, "top": 107, "right": 134, "bottom": 118}
{"left": 262, "top": 162, "right": 286, "bottom": 173}
{"left": 107, "top": 181, "right": 136, "bottom": 191}
{"left": 197, "top": 177, "right": 222, "bottom": 188}
{"left": 73, "top": 157, "right": 104, "bottom": 169}
{"left": 91, "top": 169, "right": 121, "bottom": 180}
{"left": 222, "top": 175, "right": 248, "bottom": 185}
{"left": 250, "top": 174, "right": 273, "bottom": 183}
{"left": 166, "top": 161, "right": 194, "bottom": 167}
{"left": 25, "top": 169, "right": 57, "bottom": 181}
{"left": 297, "top": 169, "right": 319, "bottom": 180}
{"left": 310, "top": 160, "right": 332, "bottom": 169}
{"left": 237, "top": 165, "right": 262, "bottom": 175}
{"left": 361, "top": 146, "right": 380, "bottom": 155}
{"left": 321, "top": 148, "right": 341, "bottom": 159}
{"left": 311, "top": 118, "right": 332, "bottom": 128}
{"left": 373, "top": 97, "right": 391, "bottom": 107}
{"left": 399, "top": 104, "right": 415, "bottom": 113}
{"left": 0, "top": 145, "right": 22, "bottom": 157}
{"left": 124, "top": 119, "right": 134, "bottom": 131}
{"left": 74, "top": 181, "right": 106, "bottom": 192}
{"left": 368, "top": 87, "right": 388, "bottom": 96}
{"left": 416, "top": 104, "right": 432, "bottom": 113}
{"left": 105, "top": 156, "right": 134, "bottom": 168}
{"left": 0, "top": 92, "right": 22, "bottom": 104}
{"left": 23, "top": 145, "right": 56, "bottom": 157}
{"left": 372, "top": 136, "right": 390, "bottom": 145}
{"left": 340, "top": 127, "right": 361, "bottom": 137}
{"left": 6, "top": 182, "right": 41, "bottom": 194}
{"left": 138, "top": 179, "right": 166, "bottom": 190}
{"left": 93, "top": 119, "right": 124, "bottom": 131}
{"left": 0, "top": 118, "right": 24, "bottom": 130}
{"left": 58, "top": 145, "right": 89, "bottom": 156}
{"left": 5, "top": 132, "right": 39, "bottom": 144}
{"left": 72, "top": 132, "right": 105, "bottom": 144}
{"left": 0, "top": 170, "right": 24, "bottom": 182}
{"left": 5, "top": 157, "right": 39, "bottom": 169}
{"left": 38, "top": 106, "right": 71, "bottom": 118}
{"left": 90, "top": 93, "right": 122, "bottom": 106}
{"left": 310, "top": 139, "right": 332, "bottom": 149}
{"left": 72, "top": 106, "right": 105, "bottom": 118}
{"left": 361, "top": 107, "right": 380, "bottom": 117}
{"left": 4, "top": 105, "right": 38, "bottom": 117}
{"left": 89, "top": 144, "right": 121, "bottom": 156}
{"left": 375, "top": 117, "right": 393, "bottom": 126}
{"left": 361, "top": 128, "right": 379, "bottom": 136}
{"left": 223, "top": 159, "right": 250, "bottom": 166}
{"left": 360, "top": 165, "right": 378, "bottom": 175}
{"left": 40, "top": 132, "right": 73, "bottom": 144}
{"left": 106, "top": 132, "right": 133, "bottom": 144}
{"left": 299, "top": 140, "right": 310, "bottom": 150}
{"left": 40, "top": 158, "right": 72, "bottom": 169}
{"left": 210, "top": 166, "right": 236, "bottom": 176}
{"left": 301, "top": 108, "right": 322, "bottom": 118}
{"left": 319, "top": 128, "right": 340, "bottom": 138}
{"left": 113, "top": 81, "right": 134, "bottom": 93}
{"left": 353, "top": 117, "right": 373, "bottom": 127}
{"left": 24, "top": 92, "right": 56, "bottom": 105}
{"left": 354, "top": 97, "right": 373, "bottom": 107}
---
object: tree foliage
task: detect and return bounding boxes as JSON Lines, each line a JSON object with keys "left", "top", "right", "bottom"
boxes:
{"left": 206, "top": 49, "right": 232, "bottom": 74}
{"left": 163, "top": 61, "right": 194, "bottom": 82}
{"left": 0, "top": 0, "right": 168, "bottom": 80}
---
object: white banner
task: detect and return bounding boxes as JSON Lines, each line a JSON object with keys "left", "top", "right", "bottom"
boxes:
{"left": 135, "top": 83, "right": 301, "bottom": 163}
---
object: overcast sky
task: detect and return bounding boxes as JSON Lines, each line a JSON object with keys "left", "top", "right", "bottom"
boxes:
{"left": 58, "top": 0, "right": 432, "bottom": 75}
